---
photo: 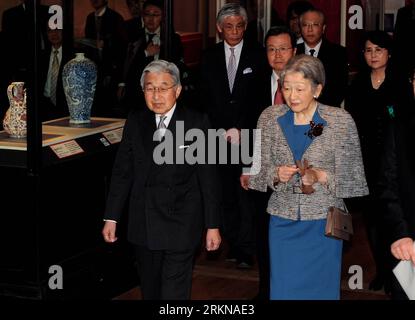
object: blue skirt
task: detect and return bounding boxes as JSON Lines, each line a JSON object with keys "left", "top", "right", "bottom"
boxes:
{"left": 269, "top": 215, "right": 343, "bottom": 300}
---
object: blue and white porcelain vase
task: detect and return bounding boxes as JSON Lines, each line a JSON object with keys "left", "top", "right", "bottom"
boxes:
{"left": 62, "top": 53, "right": 97, "bottom": 124}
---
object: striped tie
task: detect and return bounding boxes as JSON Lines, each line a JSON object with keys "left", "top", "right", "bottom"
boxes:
{"left": 227, "top": 47, "right": 236, "bottom": 92}
{"left": 155, "top": 115, "right": 167, "bottom": 141}
{"left": 50, "top": 49, "right": 59, "bottom": 106}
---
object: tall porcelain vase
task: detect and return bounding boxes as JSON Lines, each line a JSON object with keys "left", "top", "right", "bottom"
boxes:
{"left": 62, "top": 53, "right": 97, "bottom": 124}
{"left": 2, "top": 82, "right": 27, "bottom": 138}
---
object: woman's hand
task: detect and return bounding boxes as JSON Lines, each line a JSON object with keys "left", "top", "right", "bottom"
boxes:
{"left": 301, "top": 168, "right": 319, "bottom": 186}
{"left": 276, "top": 165, "right": 299, "bottom": 183}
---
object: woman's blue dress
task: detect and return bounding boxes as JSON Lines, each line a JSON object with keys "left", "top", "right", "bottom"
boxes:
{"left": 269, "top": 110, "right": 343, "bottom": 300}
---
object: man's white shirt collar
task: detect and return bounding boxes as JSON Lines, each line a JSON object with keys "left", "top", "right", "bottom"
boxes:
{"left": 305, "top": 40, "right": 322, "bottom": 57}
{"left": 155, "top": 104, "right": 176, "bottom": 128}
{"left": 95, "top": 6, "right": 107, "bottom": 17}
{"left": 224, "top": 40, "right": 243, "bottom": 69}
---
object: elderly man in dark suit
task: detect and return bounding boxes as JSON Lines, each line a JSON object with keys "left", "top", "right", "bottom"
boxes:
{"left": 296, "top": 9, "right": 348, "bottom": 107}
{"left": 103, "top": 60, "right": 222, "bottom": 300}
{"left": 200, "top": 3, "right": 267, "bottom": 270}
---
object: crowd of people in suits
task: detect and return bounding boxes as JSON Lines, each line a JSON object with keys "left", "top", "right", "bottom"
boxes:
{"left": 101, "top": 0, "right": 414, "bottom": 301}
{"left": 1, "top": 0, "right": 415, "bottom": 301}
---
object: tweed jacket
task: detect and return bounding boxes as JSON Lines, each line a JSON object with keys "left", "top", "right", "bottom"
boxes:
{"left": 249, "top": 103, "right": 369, "bottom": 220}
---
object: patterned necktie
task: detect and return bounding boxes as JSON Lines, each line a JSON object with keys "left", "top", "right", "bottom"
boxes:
{"left": 309, "top": 49, "right": 316, "bottom": 57}
{"left": 155, "top": 115, "right": 167, "bottom": 141}
{"left": 50, "top": 49, "right": 59, "bottom": 106}
{"left": 274, "top": 79, "right": 284, "bottom": 105}
{"left": 227, "top": 47, "right": 237, "bottom": 92}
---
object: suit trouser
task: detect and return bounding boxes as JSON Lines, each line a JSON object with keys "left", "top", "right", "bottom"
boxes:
{"left": 135, "top": 245, "right": 195, "bottom": 300}
{"left": 219, "top": 164, "right": 256, "bottom": 257}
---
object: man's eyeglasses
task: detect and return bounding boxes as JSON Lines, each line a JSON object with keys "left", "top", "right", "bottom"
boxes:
{"left": 363, "top": 47, "right": 386, "bottom": 55}
{"left": 301, "top": 22, "right": 322, "bottom": 28}
{"left": 143, "top": 84, "right": 176, "bottom": 94}
{"left": 267, "top": 46, "right": 293, "bottom": 55}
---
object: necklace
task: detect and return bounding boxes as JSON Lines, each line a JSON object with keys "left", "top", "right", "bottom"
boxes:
{"left": 371, "top": 72, "right": 385, "bottom": 85}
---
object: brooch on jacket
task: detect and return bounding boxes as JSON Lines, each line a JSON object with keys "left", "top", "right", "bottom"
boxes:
{"left": 305, "top": 121, "right": 324, "bottom": 139}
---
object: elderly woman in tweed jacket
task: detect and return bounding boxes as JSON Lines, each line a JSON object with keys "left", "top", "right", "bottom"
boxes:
{"left": 246, "top": 55, "right": 368, "bottom": 300}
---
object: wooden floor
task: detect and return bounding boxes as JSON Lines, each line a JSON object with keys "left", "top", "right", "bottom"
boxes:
{"left": 115, "top": 212, "right": 390, "bottom": 301}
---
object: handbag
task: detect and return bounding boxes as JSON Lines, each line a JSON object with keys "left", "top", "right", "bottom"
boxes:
{"left": 325, "top": 207, "right": 353, "bottom": 241}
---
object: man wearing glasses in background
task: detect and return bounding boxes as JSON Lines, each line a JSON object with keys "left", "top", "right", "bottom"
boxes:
{"left": 103, "top": 60, "right": 222, "bottom": 300}
{"left": 296, "top": 8, "right": 348, "bottom": 108}
{"left": 117, "top": 0, "right": 183, "bottom": 115}
{"left": 200, "top": 3, "right": 268, "bottom": 273}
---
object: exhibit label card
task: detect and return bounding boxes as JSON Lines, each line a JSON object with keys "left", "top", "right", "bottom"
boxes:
{"left": 50, "top": 140, "right": 84, "bottom": 159}
{"left": 102, "top": 128, "right": 124, "bottom": 144}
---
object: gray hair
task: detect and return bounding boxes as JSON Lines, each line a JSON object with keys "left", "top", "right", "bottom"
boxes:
{"left": 299, "top": 8, "right": 326, "bottom": 26}
{"left": 280, "top": 54, "right": 326, "bottom": 89}
{"left": 216, "top": 3, "right": 248, "bottom": 26}
{"left": 140, "top": 60, "right": 181, "bottom": 88}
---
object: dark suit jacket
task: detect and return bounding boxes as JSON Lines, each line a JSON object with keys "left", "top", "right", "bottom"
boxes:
{"left": 260, "top": 67, "right": 277, "bottom": 109}
{"left": 119, "top": 29, "right": 184, "bottom": 110}
{"left": 394, "top": 4, "right": 415, "bottom": 72}
{"left": 297, "top": 39, "right": 348, "bottom": 107}
{"left": 124, "top": 16, "right": 143, "bottom": 42}
{"left": 200, "top": 41, "right": 268, "bottom": 131}
{"left": 104, "top": 105, "right": 222, "bottom": 250}
{"left": 378, "top": 108, "right": 415, "bottom": 245}
{"left": 39, "top": 47, "right": 73, "bottom": 121}
{"left": 84, "top": 7, "right": 127, "bottom": 78}
{"left": 1, "top": 4, "right": 48, "bottom": 82}
{"left": 346, "top": 65, "right": 412, "bottom": 189}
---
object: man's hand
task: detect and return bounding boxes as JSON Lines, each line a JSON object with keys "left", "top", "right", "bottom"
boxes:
{"left": 102, "top": 221, "right": 118, "bottom": 243}
{"left": 391, "top": 237, "right": 415, "bottom": 265}
{"left": 206, "top": 228, "right": 221, "bottom": 251}
{"left": 117, "top": 86, "right": 126, "bottom": 100}
{"left": 145, "top": 43, "right": 160, "bottom": 57}
{"left": 240, "top": 174, "right": 249, "bottom": 190}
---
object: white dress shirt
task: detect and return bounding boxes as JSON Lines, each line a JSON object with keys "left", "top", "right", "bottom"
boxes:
{"left": 155, "top": 104, "right": 176, "bottom": 136}
{"left": 305, "top": 40, "right": 322, "bottom": 57}
{"left": 224, "top": 39, "right": 243, "bottom": 71}
{"left": 144, "top": 26, "right": 161, "bottom": 60}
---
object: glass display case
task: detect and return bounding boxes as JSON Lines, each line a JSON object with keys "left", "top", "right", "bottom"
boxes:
{"left": 0, "top": 0, "right": 137, "bottom": 299}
